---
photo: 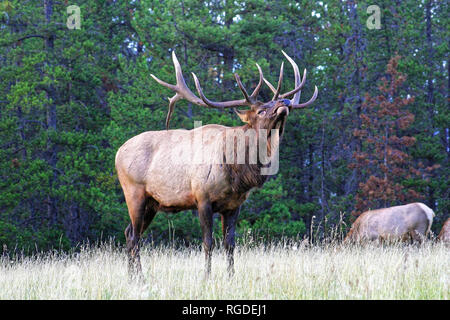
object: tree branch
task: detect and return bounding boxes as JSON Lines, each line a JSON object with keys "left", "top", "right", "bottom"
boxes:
{"left": 16, "top": 34, "right": 45, "bottom": 42}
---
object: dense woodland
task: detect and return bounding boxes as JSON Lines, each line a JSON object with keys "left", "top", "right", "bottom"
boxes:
{"left": 0, "top": 0, "right": 448, "bottom": 252}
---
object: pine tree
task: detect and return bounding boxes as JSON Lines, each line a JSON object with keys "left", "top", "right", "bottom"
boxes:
{"left": 350, "top": 55, "right": 425, "bottom": 215}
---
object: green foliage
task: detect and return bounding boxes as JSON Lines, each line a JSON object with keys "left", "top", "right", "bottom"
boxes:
{"left": 144, "top": 211, "right": 202, "bottom": 245}
{"left": 238, "top": 176, "right": 307, "bottom": 240}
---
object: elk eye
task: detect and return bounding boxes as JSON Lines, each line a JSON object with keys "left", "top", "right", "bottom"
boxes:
{"left": 257, "top": 110, "right": 266, "bottom": 116}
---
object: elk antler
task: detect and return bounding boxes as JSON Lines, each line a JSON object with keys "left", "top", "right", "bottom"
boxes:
{"left": 192, "top": 64, "right": 263, "bottom": 109}
{"left": 272, "top": 62, "right": 284, "bottom": 101}
{"left": 291, "top": 85, "right": 318, "bottom": 109}
{"left": 151, "top": 51, "right": 208, "bottom": 129}
{"left": 263, "top": 50, "right": 318, "bottom": 108}
{"left": 151, "top": 51, "right": 264, "bottom": 129}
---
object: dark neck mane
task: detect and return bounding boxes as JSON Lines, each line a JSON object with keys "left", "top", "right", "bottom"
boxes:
{"left": 226, "top": 162, "right": 268, "bottom": 194}
{"left": 225, "top": 124, "right": 276, "bottom": 194}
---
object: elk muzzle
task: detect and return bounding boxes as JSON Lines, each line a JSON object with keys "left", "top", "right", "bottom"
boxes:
{"left": 274, "top": 99, "right": 290, "bottom": 117}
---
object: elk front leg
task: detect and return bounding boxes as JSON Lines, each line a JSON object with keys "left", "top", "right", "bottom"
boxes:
{"left": 198, "top": 201, "right": 213, "bottom": 277}
{"left": 221, "top": 207, "right": 240, "bottom": 276}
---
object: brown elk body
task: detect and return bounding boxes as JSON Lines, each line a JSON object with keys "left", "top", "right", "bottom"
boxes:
{"left": 437, "top": 218, "right": 450, "bottom": 243}
{"left": 344, "top": 203, "right": 435, "bottom": 243}
{"left": 115, "top": 51, "right": 318, "bottom": 277}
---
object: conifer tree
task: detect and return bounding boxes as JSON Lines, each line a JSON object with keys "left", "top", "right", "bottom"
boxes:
{"left": 350, "top": 56, "right": 425, "bottom": 215}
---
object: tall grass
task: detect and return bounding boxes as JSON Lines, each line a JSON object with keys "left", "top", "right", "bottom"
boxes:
{"left": 0, "top": 240, "right": 448, "bottom": 299}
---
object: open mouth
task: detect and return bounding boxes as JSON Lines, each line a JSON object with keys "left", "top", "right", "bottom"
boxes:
{"left": 268, "top": 117, "right": 286, "bottom": 138}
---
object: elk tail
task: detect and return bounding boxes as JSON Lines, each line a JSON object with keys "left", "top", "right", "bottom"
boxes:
{"left": 417, "top": 203, "right": 435, "bottom": 236}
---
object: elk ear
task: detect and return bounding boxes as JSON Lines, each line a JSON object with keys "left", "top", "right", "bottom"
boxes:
{"left": 234, "top": 109, "right": 250, "bottom": 123}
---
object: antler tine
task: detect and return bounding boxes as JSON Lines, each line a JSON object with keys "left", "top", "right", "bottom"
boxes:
{"left": 250, "top": 63, "right": 263, "bottom": 99}
{"left": 272, "top": 62, "right": 284, "bottom": 101}
{"left": 281, "top": 51, "right": 318, "bottom": 108}
{"left": 165, "top": 93, "right": 181, "bottom": 130}
{"left": 192, "top": 73, "right": 251, "bottom": 108}
{"left": 263, "top": 64, "right": 285, "bottom": 98}
{"left": 281, "top": 50, "right": 302, "bottom": 103}
{"left": 280, "top": 68, "right": 306, "bottom": 100}
{"left": 203, "top": 62, "right": 263, "bottom": 106}
{"left": 234, "top": 73, "right": 252, "bottom": 104}
{"left": 263, "top": 70, "right": 305, "bottom": 99}
{"left": 150, "top": 73, "right": 176, "bottom": 91}
{"left": 261, "top": 52, "right": 306, "bottom": 101}
{"left": 263, "top": 77, "right": 277, "bottom": 94}
{"left": 261, "top": 51, "right": 318, "bottom": 109}
{"left": 291, "top": 86, "right": 318, "bottom": 109}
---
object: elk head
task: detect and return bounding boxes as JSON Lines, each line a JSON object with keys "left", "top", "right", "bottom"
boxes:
{"left": 151, "top": 51, "right": 318, "bottom": 136}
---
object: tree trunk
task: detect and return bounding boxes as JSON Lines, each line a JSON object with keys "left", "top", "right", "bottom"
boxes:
{"left": 425, "top": 0, "right": 436, "bottom": 210}
{"left": 44, "top": 0, "right": 58, "bottom": 226}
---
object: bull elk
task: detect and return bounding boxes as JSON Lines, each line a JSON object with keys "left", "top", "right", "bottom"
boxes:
{"left": 344, "top": 203, "right": 435, "bottom": 244}
{"left": 115, "top": 51, "right": 318, "bottom": 278}
{"left": 437, "top": 218, "right": 450, "bottom": 243}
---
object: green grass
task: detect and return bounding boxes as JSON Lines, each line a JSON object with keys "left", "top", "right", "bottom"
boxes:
{"left": 0, "top": 241, "right": 448, "bottom": 299}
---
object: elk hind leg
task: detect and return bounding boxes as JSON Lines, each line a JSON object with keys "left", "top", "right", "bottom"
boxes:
{"left": 410, "top": 230, "right": 425, "bottom": 245}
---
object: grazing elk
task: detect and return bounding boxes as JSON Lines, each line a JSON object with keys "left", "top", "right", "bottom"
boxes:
{"left": 437, "top": 218, "right": 450, "bottom": 243}
{"left": 115, "top": 51, "right": 318, "bottom": 278}
{"left": 344, "top": 203, "right": 435, "bottom": 244}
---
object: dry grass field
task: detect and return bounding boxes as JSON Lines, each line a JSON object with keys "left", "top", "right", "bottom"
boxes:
{"left": 0, "top": 240, "right": 448, "bottom": 300}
